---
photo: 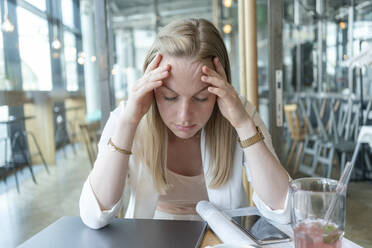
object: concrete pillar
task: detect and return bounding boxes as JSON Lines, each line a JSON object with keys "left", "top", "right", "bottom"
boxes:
{"left": 80, "top": 0, "right": 101, "bottom": 122}
{"left": 94, "top": 0, "right": 115, "bottom": 126}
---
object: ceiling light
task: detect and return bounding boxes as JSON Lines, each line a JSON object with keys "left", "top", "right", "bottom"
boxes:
{"left": 224, "top": 0, "right": 232, "bottom": 8}
{"left": 1, "top": 1, "right": 14, "bottom": 32}
{"left": 223, "top": 24, "right": 232, "bottom": 34}
{"left": 339, "top": 22, "right": 346, "bottom": 30}
{"left": 77, "top": 57, "right": 85, "bottom": 65}
{"left": 52, "top": 24, "right": 62, "bottom": 50}
{"left": 52, "top": 39, "right": 62, "bottom": 50}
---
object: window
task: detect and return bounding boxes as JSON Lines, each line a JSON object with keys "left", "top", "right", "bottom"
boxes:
{"left": 61, "top": 0, "right": 75, "bottom": 28}
{"left": 24, "top": 0, "right": 46, "bottom": 11}
{"left": 63, "top": 31, "right": 78, "bottom": 91}
{"left": 0, "top": 10, "right": 7, "bottom": 90}
{"left": 17, "top": 7, "right": 52, "bottom": 90}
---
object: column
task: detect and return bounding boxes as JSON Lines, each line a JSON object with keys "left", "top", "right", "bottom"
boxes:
{"left": 81, "top": 0, "right": 101, "bottom": 122}
{"left": 94, "top": 0, "right": 115, "bottom": 126}
{"left": 238, "top": 0, "right": 258, "bottom": 108}
{"left": 268, "top": 0, "right": 284, "bottom": 162}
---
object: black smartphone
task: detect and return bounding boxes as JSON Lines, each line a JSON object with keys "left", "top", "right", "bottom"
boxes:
{"left": 231, "top": 214, "right": 291, "bottom": 245}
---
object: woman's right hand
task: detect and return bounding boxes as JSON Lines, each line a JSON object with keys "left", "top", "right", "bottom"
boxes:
{"left": 121, "top": 53, "right": 170, "bottom": 126}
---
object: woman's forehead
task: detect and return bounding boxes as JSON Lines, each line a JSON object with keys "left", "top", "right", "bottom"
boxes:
{"left": 160, "top": 56, "right": 213, "bottom": 70}
{"left": 159, "top": 56, "right": 213, "bottom": 93}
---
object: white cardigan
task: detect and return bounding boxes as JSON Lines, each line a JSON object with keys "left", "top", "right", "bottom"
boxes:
{"left": 79, "top": 99, "right": 291, "bottom": 229}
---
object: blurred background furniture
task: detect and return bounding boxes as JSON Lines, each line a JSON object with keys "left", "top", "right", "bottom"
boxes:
{"left": 54, "top": 104, "right": 84, "bottom": 158}
{"left": 284, "top": 104, "right": 307, "bottom": 175}
{"left": 79, "top": 121, "right": 101, "bottom": 167}
{"left": 0, "top": 115, "right": 49, "bottom": 193}
{"left": 285, "top": 93, "right": 372, "bottom": 180}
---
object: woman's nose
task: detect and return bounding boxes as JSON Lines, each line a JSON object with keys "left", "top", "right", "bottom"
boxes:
{"left": 178, "top": 101, "right": 192, "bottom": 120}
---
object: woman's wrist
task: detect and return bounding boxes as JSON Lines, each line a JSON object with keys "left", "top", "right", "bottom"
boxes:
{"left": 111, "top": 116, "right": 138, "bottom": 149}
{"left": 119, "top": 111, "right": 140, "bottom": 128}
{"left": 235, "top": 118, "right": 257, "bottom": 141}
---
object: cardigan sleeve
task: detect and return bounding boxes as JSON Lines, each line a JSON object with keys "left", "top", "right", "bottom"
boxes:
{"left": 79, "top": 176, "right": 123, "bottom": 229}
{"left": 79, "top": 101, "right": 126, "bottom": 229}
{"left": 242, "top": 98, "right": 291, "bottom": 224}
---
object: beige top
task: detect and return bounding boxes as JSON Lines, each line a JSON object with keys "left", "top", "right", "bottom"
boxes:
{"left": 155, "top": 168, "right": 209, "bottom": 218}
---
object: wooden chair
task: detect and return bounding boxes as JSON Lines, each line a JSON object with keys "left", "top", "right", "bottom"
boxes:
{"left": 298, "top": 97, "right": 360, "bottom": 178}
{"left": 284, "top": 104, "right": 307, "bottom": 175}
{"left": 79, "top": 121, "right": 101, "bottom": 167}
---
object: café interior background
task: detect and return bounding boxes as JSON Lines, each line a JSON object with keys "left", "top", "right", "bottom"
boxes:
{"left": 0, "top": 0, "right": 372, "bottom": 247}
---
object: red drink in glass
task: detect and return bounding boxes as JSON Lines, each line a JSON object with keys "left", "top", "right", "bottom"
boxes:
{"left": 294, "top": 220, "right": 342, "bottom": 248}
{"left": 290, "top": 178, "right": 346, "bottom": 248}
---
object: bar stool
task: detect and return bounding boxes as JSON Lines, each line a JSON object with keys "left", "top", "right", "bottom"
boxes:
{"left": 0, "top": 137, "right": 17, "bottom": 189}
{"left": 0, "top": 115, "right": 49, "bottom": 193}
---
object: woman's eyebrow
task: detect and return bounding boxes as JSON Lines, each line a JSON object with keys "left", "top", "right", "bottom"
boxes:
{"left": 163, "top": 85, "right": 209, "bottom": 95}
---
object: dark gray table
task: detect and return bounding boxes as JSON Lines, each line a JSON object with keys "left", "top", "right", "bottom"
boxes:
{"left": 18, "top": 216, "right": 207, "bottom": 248}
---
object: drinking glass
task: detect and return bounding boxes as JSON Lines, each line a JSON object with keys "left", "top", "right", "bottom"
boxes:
{"left": 290, "top": 178, "right": 346, "bottom": 248}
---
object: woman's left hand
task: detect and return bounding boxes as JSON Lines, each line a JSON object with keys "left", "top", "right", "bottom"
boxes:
{"left": 201, "top": 57, "right": 250, "bottom": 129}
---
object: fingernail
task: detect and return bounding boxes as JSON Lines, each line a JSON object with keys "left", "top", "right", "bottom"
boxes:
{"left": 202, "top": 76, "right": 208, "bottom": 80}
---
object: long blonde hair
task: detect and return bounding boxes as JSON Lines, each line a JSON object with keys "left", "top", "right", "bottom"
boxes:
{"left": 132, "top": 18, "right": 236, "bottom": 194}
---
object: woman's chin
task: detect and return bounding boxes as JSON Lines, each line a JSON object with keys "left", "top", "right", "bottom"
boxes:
{"left": 169, "top": 128, "right": 200, "bottom": 140}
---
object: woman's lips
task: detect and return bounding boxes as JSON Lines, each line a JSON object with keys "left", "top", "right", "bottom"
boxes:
{"left": 175, "top": 124, "right": 196, "bottom": 131}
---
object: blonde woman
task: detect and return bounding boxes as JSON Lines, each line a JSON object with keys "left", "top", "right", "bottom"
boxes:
{"left": 80, "top": 18, "right": 290, "bottom": 229}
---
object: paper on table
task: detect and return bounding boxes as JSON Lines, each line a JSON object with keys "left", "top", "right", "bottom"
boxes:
{"left": 196, "top": 201, "right": 256, "bottom": 246}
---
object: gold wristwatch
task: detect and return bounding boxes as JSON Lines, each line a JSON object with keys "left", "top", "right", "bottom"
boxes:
{"left": 238, "top": 126, "right": 264, "bottom": 148}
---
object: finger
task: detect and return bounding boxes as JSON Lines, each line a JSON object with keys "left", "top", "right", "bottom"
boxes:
{"left": 145, "top": 53, "right": 162, "bottom": 74}
{"left": 147, "top": 64, "right": 170, "bottom": 75}
{"left": 138, "top": 81, "right": 163, "bottom": 96}
{"left": 202, "top": 65, "right": 220, "bottom": 78}
{"left": 208, "top": 86, "right": 226, "bottom": 98}
{"left": 145, "top": 66, "right": 170, "bottom": 82}
{"left": 201, "top": 74, "right": 225, "bottom": 88}
{"left": 213, "top": 57, "right": 227, "bottom": 79}
{"left": 148, "top": 69, "right": 170, "bottom": 82}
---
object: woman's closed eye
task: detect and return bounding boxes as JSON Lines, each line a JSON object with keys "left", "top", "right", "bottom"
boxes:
{"left": 164, "top": 95, "right": 178, "bottom": 101}
{"left": 163, "top": 95, "right": 208, "bottom": 102}
{"left": 193, "top": 96, "right": 208, "bottom": 102}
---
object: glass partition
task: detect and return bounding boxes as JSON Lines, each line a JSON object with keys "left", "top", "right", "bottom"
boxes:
{"left": 283, "top": 0, "right": 372, "bottom": 96}
{"left": 17, "top": 6, "right": 52, "bottom": 90}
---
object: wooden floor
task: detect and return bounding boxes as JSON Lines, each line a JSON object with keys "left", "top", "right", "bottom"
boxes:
{"left": 0, "top": 144, "right": 371, "bottom": 247}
